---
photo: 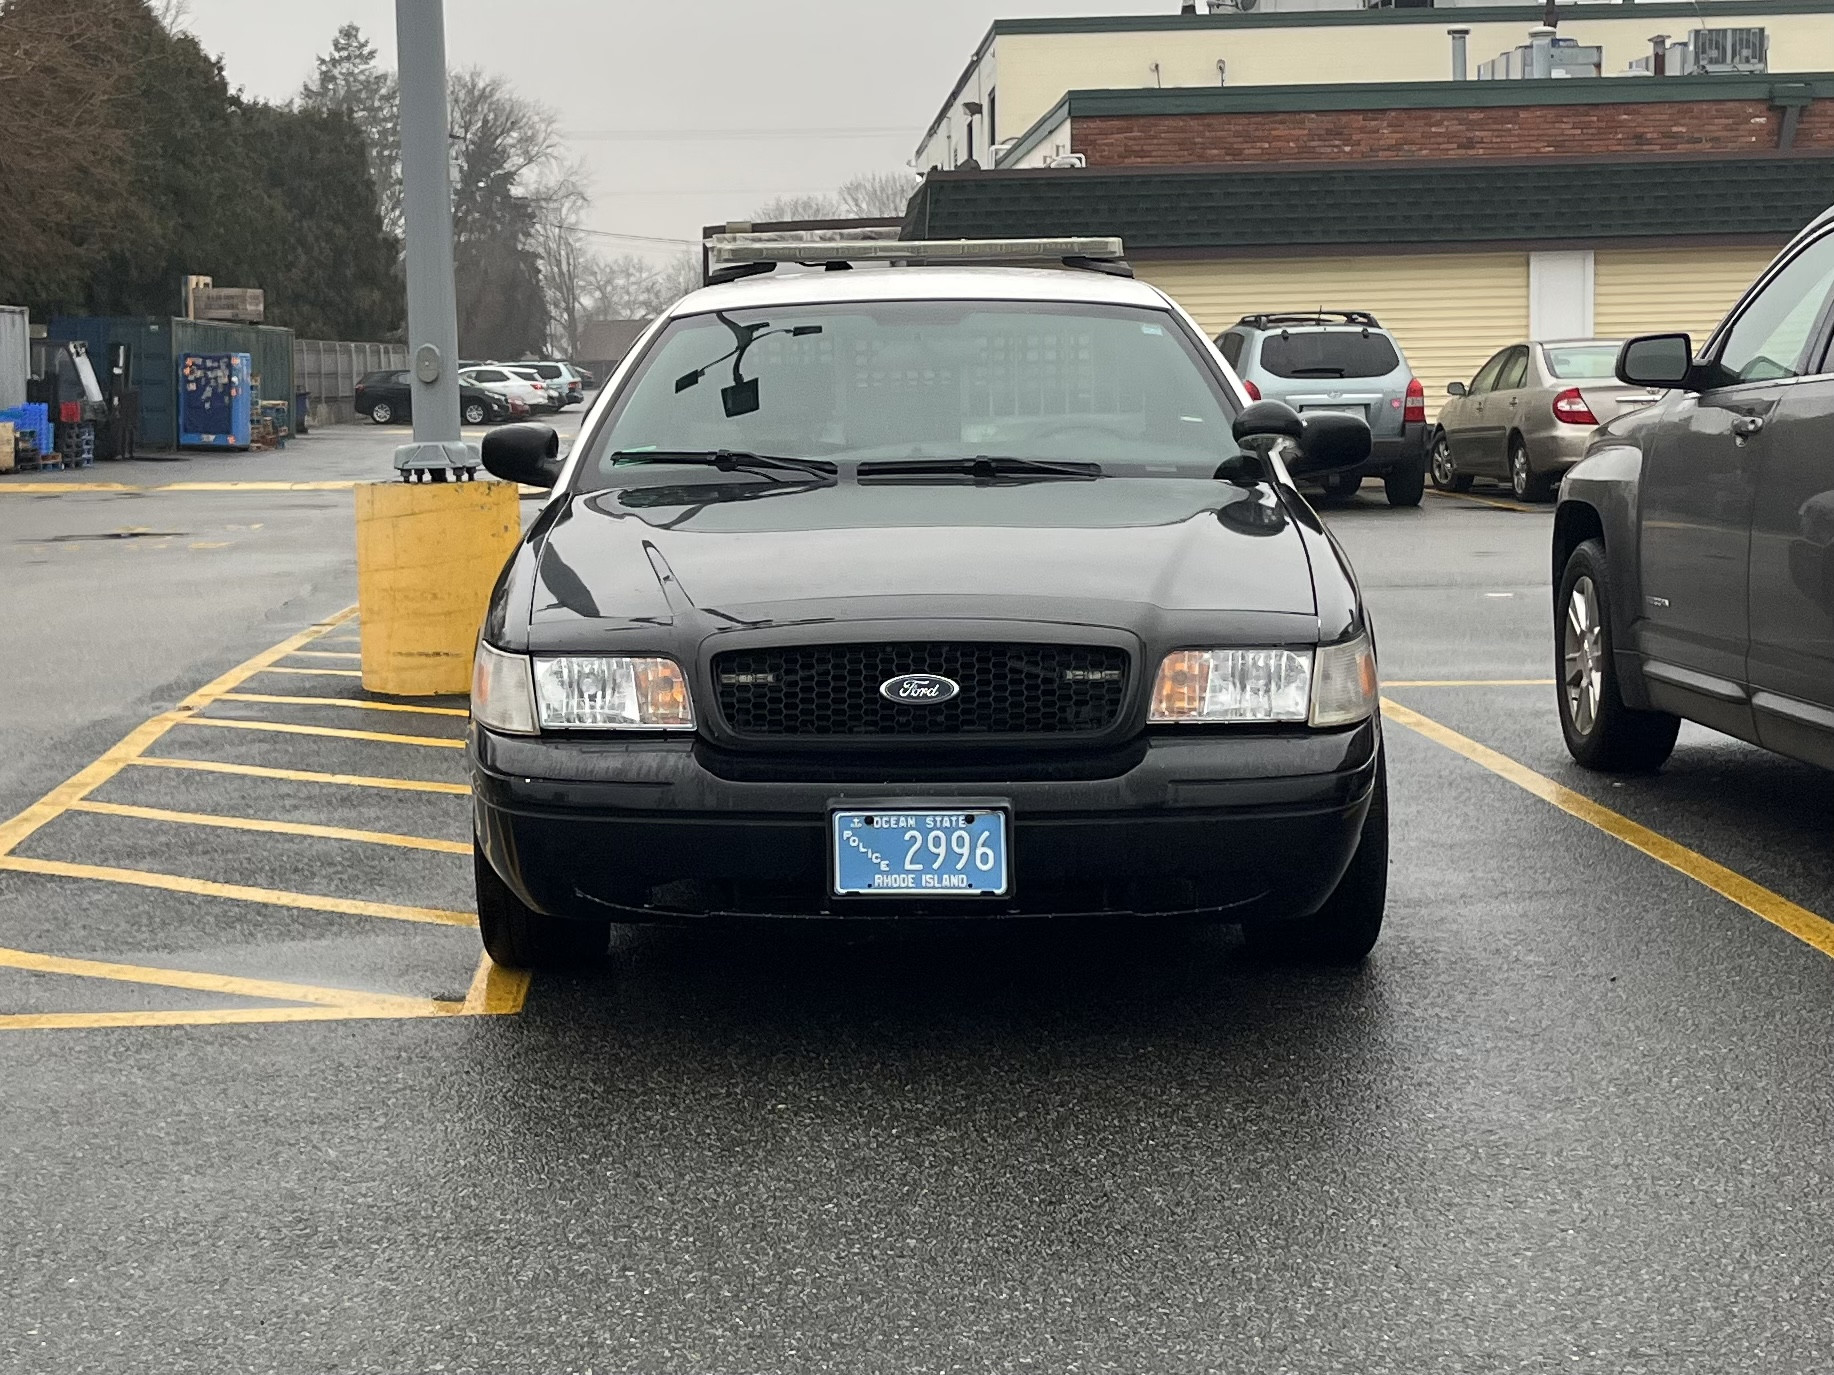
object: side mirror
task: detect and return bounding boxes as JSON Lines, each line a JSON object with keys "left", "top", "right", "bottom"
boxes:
{"left": 1289, "top": 411, "right": 1372, "bottom": 477}
{"left": 1446, "top": 380, "right": 1467, "bottom": 397}
{"left": 1232, "top": 399, "right": 1305, "bottom": 454}
{"left": 1618, "top": 333, "right": 1693, "bottom": 390}
{"left": 480, "top": 423, "right": 563, "bottom": 488}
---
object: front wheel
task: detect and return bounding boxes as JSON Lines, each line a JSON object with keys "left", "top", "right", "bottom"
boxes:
{"left": 1556, "top": 539, "right": 1679, "bottom": 772}
{"left": 475, "top": 845, "right": 609, "bottom": 971}
{"left": 1429, "top": 431, "right": 1473, "bottom": 492}
{"left": 1243, "top": 755, "right": 1387, "bottom": 965}
{"left": 1510, "top": 437, "right": 1554, "bottom": 502}
{"left": 1384, "top": 460, "right": 1425, "bottom": 508}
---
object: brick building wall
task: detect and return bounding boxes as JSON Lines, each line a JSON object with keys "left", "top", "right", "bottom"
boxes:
{"left": 1074, "top": 100, "right": 1833, "bottom": 165}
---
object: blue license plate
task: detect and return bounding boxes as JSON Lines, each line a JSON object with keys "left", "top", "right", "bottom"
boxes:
{"left": 830, "top": 806, "right": 1010, "bottom": 897}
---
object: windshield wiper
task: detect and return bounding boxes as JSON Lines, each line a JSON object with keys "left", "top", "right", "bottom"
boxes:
{"left": 856, "top": 455, "right": 1101, "bottom": 482}
{"left": 609, "top": 449, "right": 837, "bottom": 478}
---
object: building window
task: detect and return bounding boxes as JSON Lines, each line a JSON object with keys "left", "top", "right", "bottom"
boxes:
{"left": 966, "top": 120, "right": 975, "bottom": 165}
{"left": 988, "top": 89, "right": 997, "bottom": 144}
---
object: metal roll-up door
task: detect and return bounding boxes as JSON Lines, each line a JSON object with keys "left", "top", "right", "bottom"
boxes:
{"left": 1593, "top": 245, "right": 1788, "bottom": 347}
{"left": 1138, "top": 251, "right": 1529, "bottom": 420}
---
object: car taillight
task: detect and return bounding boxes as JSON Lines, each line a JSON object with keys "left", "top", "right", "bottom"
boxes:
{"left": 1242, "top": 378, "right": 1261, "bottom": 401}
{"left": 1403, "top": 377, "right": 1425, "bottom": 424}
{"left": 1552, "top": 388, "right": 1599, "bottom": 425}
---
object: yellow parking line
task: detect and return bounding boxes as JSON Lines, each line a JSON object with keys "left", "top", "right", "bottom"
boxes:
{"left": 289, "top": 650, "right": 362, "bottom": 660}
{"left": 1425, "top": 488, "right": 1539, "bottom": 514}
{"left": 1385, "top": 679, "right": 1556, "bottom": 688}
{"left": 154, "top": 480, "right": 363, "bottom": 492}
{"left": 67, "top": 799, "right": 470, "bottom": 855}
{"left": 0, "top": 482, "right": 138, "bottom": 494}
{"left": 0, "top": 855, "right": 476, "bottom": 927}
{"left": 0, "top": 608, "right": 358, "bottom": 859}
{"left": 180, "top": 717, "right": 467, "bottom": 750}
{"left": 124, "top": 756, "right": 470, "bottom": 795}
{"left": 219, "top": 692, "right": 469, "bottom": 718}
{"left": 462, "top": 955, "right": 532, "bottom": 1014}
{"left": 0, "top": 944, "right": 459, "bottom": 1012}
{"left": 253, "top": 665, "right": 363, "bottom": 678}
{"left": 0, "top": 1005, "right": 469, "bottom": 1032}
{"left": 1382, "top": 698, "right": 1834, "bottom": 961}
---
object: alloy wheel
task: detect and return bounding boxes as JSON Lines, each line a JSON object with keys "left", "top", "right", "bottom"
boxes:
{"left": 464, "top": 403, "right": 486, "bottom": 424}
{"left": 371, "top": 401, "right": 393, "bottom": 424}
{"left": 1430, "top": 434, "right": 1456, "bottom": 487}
{"left": 1563, "top": 575, "right": 1605, "bottom": 737}
{"left": 1511, "top": 446, "right": 1532, "bottom": 499}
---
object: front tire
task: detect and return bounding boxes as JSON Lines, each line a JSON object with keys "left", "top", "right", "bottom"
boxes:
{"left": 1556, "top": 539, "right": 1679, "bottom": 772}
{"left": 1384, "top": 459, "right": 1426, "bottom": 508}
{"left": 1429, "top": 430, "right": 1473, "bottom": 492}
{"left": 475, "top": 844, "right": 608, "bottom": 971}
{"left": 370, "top": 400, "right": 394, "bottom": 425}
{"left": 1243, "top": 755, "right": 1387, "bottom": 965}
{"left": 1510, "top": 437, "right": 1554, "bottom": 502}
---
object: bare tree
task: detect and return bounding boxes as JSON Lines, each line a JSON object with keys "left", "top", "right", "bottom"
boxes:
{"left": 749, "top": 192, "right": 844, "bottom": 224}
{"left": 838, "top": 171, "right": 919, "bottom": 218}
{"left": 579, "top": 251, "right": 698, "bottom": 322}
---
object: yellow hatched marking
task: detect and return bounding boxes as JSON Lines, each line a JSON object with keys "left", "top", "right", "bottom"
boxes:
{"left": 67, "top": 799, "right": 469, "bottom": 855}
{"left": 179, "top": 717, "right": 466, "bottom": 750}
{"left": 0, "top": 608, "right": 357, "bottom": 860}
{"left": 124, "top": 756, "right": 469, "bottom": 795}
{"left": 0, "top": 945, "right": 457, "bottom": 1012}
{"left": 252, "top": 665, "right": 363, "bottom": 678}
{"left": 1385, "top": 679, "right": 1556, "bottom": 688}
{"left": 0, "top": 855, "right": 476, "bottom": 927}
{"left": 1383, "top": 698, "right": 1834, "bottom": 962}
{"left": 219, "top": 692, "right": 469, "bottom": 718}
{"left": 1425, "top": 488, "right": 1540, "bottom": 514}
{"left": 289, "top": 650, "right": 362, "bottom": 660}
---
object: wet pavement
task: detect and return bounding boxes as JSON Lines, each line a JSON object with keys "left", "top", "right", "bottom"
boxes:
{"left": 2, "top": 436, "right": 1831, "bottom": 1374}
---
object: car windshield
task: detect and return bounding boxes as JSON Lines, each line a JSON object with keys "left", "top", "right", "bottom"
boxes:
{"left": 1543, "top": 344, "right": 1621, "bottom": 380}
{"left": 1258, "top": 330, "right": 1400, "bottom": 380}
{"left": 574, "top": 299, "right": 1241, "bottom": 488}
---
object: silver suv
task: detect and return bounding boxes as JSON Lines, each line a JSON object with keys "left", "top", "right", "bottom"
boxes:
{"left": 1216, "top": 311, "right": 1428, "bottom": 508}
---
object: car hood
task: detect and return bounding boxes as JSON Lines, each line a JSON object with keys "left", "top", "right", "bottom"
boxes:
{"left": 525, "top": 475, "right": 1318, "bottom": 643}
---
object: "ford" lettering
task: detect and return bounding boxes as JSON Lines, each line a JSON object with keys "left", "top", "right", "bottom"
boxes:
{"left": 879, "top": 673, "right": 960, "bottom": 705}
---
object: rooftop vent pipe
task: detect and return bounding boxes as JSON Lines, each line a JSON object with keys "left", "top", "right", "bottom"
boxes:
{"left": 1649, "top": 34, "right": 1669, "bottom": 76}
{"left": 1448, "top": 28, "right": 1470, "bottom": 81}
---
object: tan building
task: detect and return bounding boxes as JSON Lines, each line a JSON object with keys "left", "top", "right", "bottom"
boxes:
{"left": 914, "top": 0, "right": 1834, "bottom": 171}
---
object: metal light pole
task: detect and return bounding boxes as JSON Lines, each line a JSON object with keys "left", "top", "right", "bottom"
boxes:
{"left": 393, "top": 0, "right": 472, "bottom": 480}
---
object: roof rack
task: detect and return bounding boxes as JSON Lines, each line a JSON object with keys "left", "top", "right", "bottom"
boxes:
{"left": 1237, "top": 310, "right": 1382, "bottom": 330}
{"left": 703, "top": 236, "right": 1133, "bottom": 285}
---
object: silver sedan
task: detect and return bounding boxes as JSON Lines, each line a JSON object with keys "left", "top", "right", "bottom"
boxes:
{"left": 1430, "top": 340, "right": 1661, "bottom": 501}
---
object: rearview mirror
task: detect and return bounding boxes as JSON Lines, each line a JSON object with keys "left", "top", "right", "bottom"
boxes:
{"left": 480, "top": 423, "right": 563, "bottom": 489}
{"left": 1617, "top": 334, "right": 1693, "bottom": 390}
{"left": 1446, "top": 380, "right": 1467, "bottom": 397}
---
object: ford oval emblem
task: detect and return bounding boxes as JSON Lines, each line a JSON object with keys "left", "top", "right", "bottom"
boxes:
{"left": 880, "top": 673, "right": 960, "bottom": 705}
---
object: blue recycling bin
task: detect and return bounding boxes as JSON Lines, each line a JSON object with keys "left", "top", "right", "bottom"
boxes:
{"left": 177, "top": 352, "right": 253, "bottom": 449}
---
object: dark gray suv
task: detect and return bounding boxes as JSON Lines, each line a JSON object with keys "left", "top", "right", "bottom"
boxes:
{"left": 1553, "top": 206, "right": 1834, "bottom": 773}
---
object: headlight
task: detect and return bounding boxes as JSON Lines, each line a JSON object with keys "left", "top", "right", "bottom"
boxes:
{"left": 532, "top": 655, "right": 693, "bottom": 729}
{"left": 471, "top": 642, "right": 538, "bottom": 736}
{"left": 1148, "top": 633, "right": 1376, "bottom": 727}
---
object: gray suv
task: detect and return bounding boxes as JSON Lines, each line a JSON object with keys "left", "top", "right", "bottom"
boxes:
{"left": 1553, "top": 205, "right": 1834, "bottom": 774}
{"left": 1216, "top": 311, "right": 1428, "bottom": 508}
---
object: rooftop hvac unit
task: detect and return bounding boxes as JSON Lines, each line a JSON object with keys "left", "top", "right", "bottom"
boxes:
{"left": 1688, "top": 27, "right": 1768, "bottom": 73}
{"left": 1045, "top": 153, "right": 1087, "bottom": 169}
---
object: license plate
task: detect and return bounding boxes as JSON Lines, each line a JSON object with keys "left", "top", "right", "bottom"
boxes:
{"left": 1300, "top": 405, "right": 1367, "bottom": 421}
{"left": 830, "top": 806, "right": 1011, "bottom": 897}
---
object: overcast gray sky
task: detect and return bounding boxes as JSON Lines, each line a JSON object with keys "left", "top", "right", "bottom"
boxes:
{"left": 183, "top": 0, "right": 1162, "bottom": 262}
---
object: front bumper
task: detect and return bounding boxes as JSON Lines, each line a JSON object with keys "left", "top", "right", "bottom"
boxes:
{"left": 472, "top": 723, "right": 1381, "bottom": 922}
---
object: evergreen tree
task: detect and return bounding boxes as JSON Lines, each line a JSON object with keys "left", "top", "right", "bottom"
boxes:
{"left": 300, "top": 24, "right": 402, "bottom": 241}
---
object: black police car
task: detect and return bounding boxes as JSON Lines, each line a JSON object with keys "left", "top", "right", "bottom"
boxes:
{"left": 471, "top": 239, "right": 1386, "bottom": 969}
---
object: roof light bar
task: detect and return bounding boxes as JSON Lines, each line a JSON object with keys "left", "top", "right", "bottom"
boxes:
{"left": 708, "top": 237, "right": 1126, "bottom": 266}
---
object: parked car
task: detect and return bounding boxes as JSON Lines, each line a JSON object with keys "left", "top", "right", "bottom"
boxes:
{"left": 505, "top": 364, "right": 567, "bottom": 412}
{"left": 1553, "top": 206, "right": 1834, "bottom": 775}
{"left": 461, "top": 365, "right": 550, "bottom": 413}
{"left": 1214, "top": 311, "right": 1428, "bottom": 508}
{"left": 469, "top": 239, "right": 1388, "bottom": 971}
{"left": 354, "top": 370, "right": 513, "bottom": 427}
{"left": 1432, "top": 340, "right": 1660, "bottom": 501}
{"left": 524, "top": 360, "right": 586, "bottom": 408}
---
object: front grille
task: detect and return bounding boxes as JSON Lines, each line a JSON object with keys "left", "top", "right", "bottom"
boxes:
{"left": 712, "top": 643, "right": 1130, "bottom": 739}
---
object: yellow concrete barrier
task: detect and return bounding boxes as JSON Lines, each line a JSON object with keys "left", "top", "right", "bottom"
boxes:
{"left": 353, "top": 481, "right": 521, "bottom": 696}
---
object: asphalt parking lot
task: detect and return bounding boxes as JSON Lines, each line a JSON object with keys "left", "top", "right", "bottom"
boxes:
{"left": 4, "top": 432, "right": 1833, "bottom": 1374}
